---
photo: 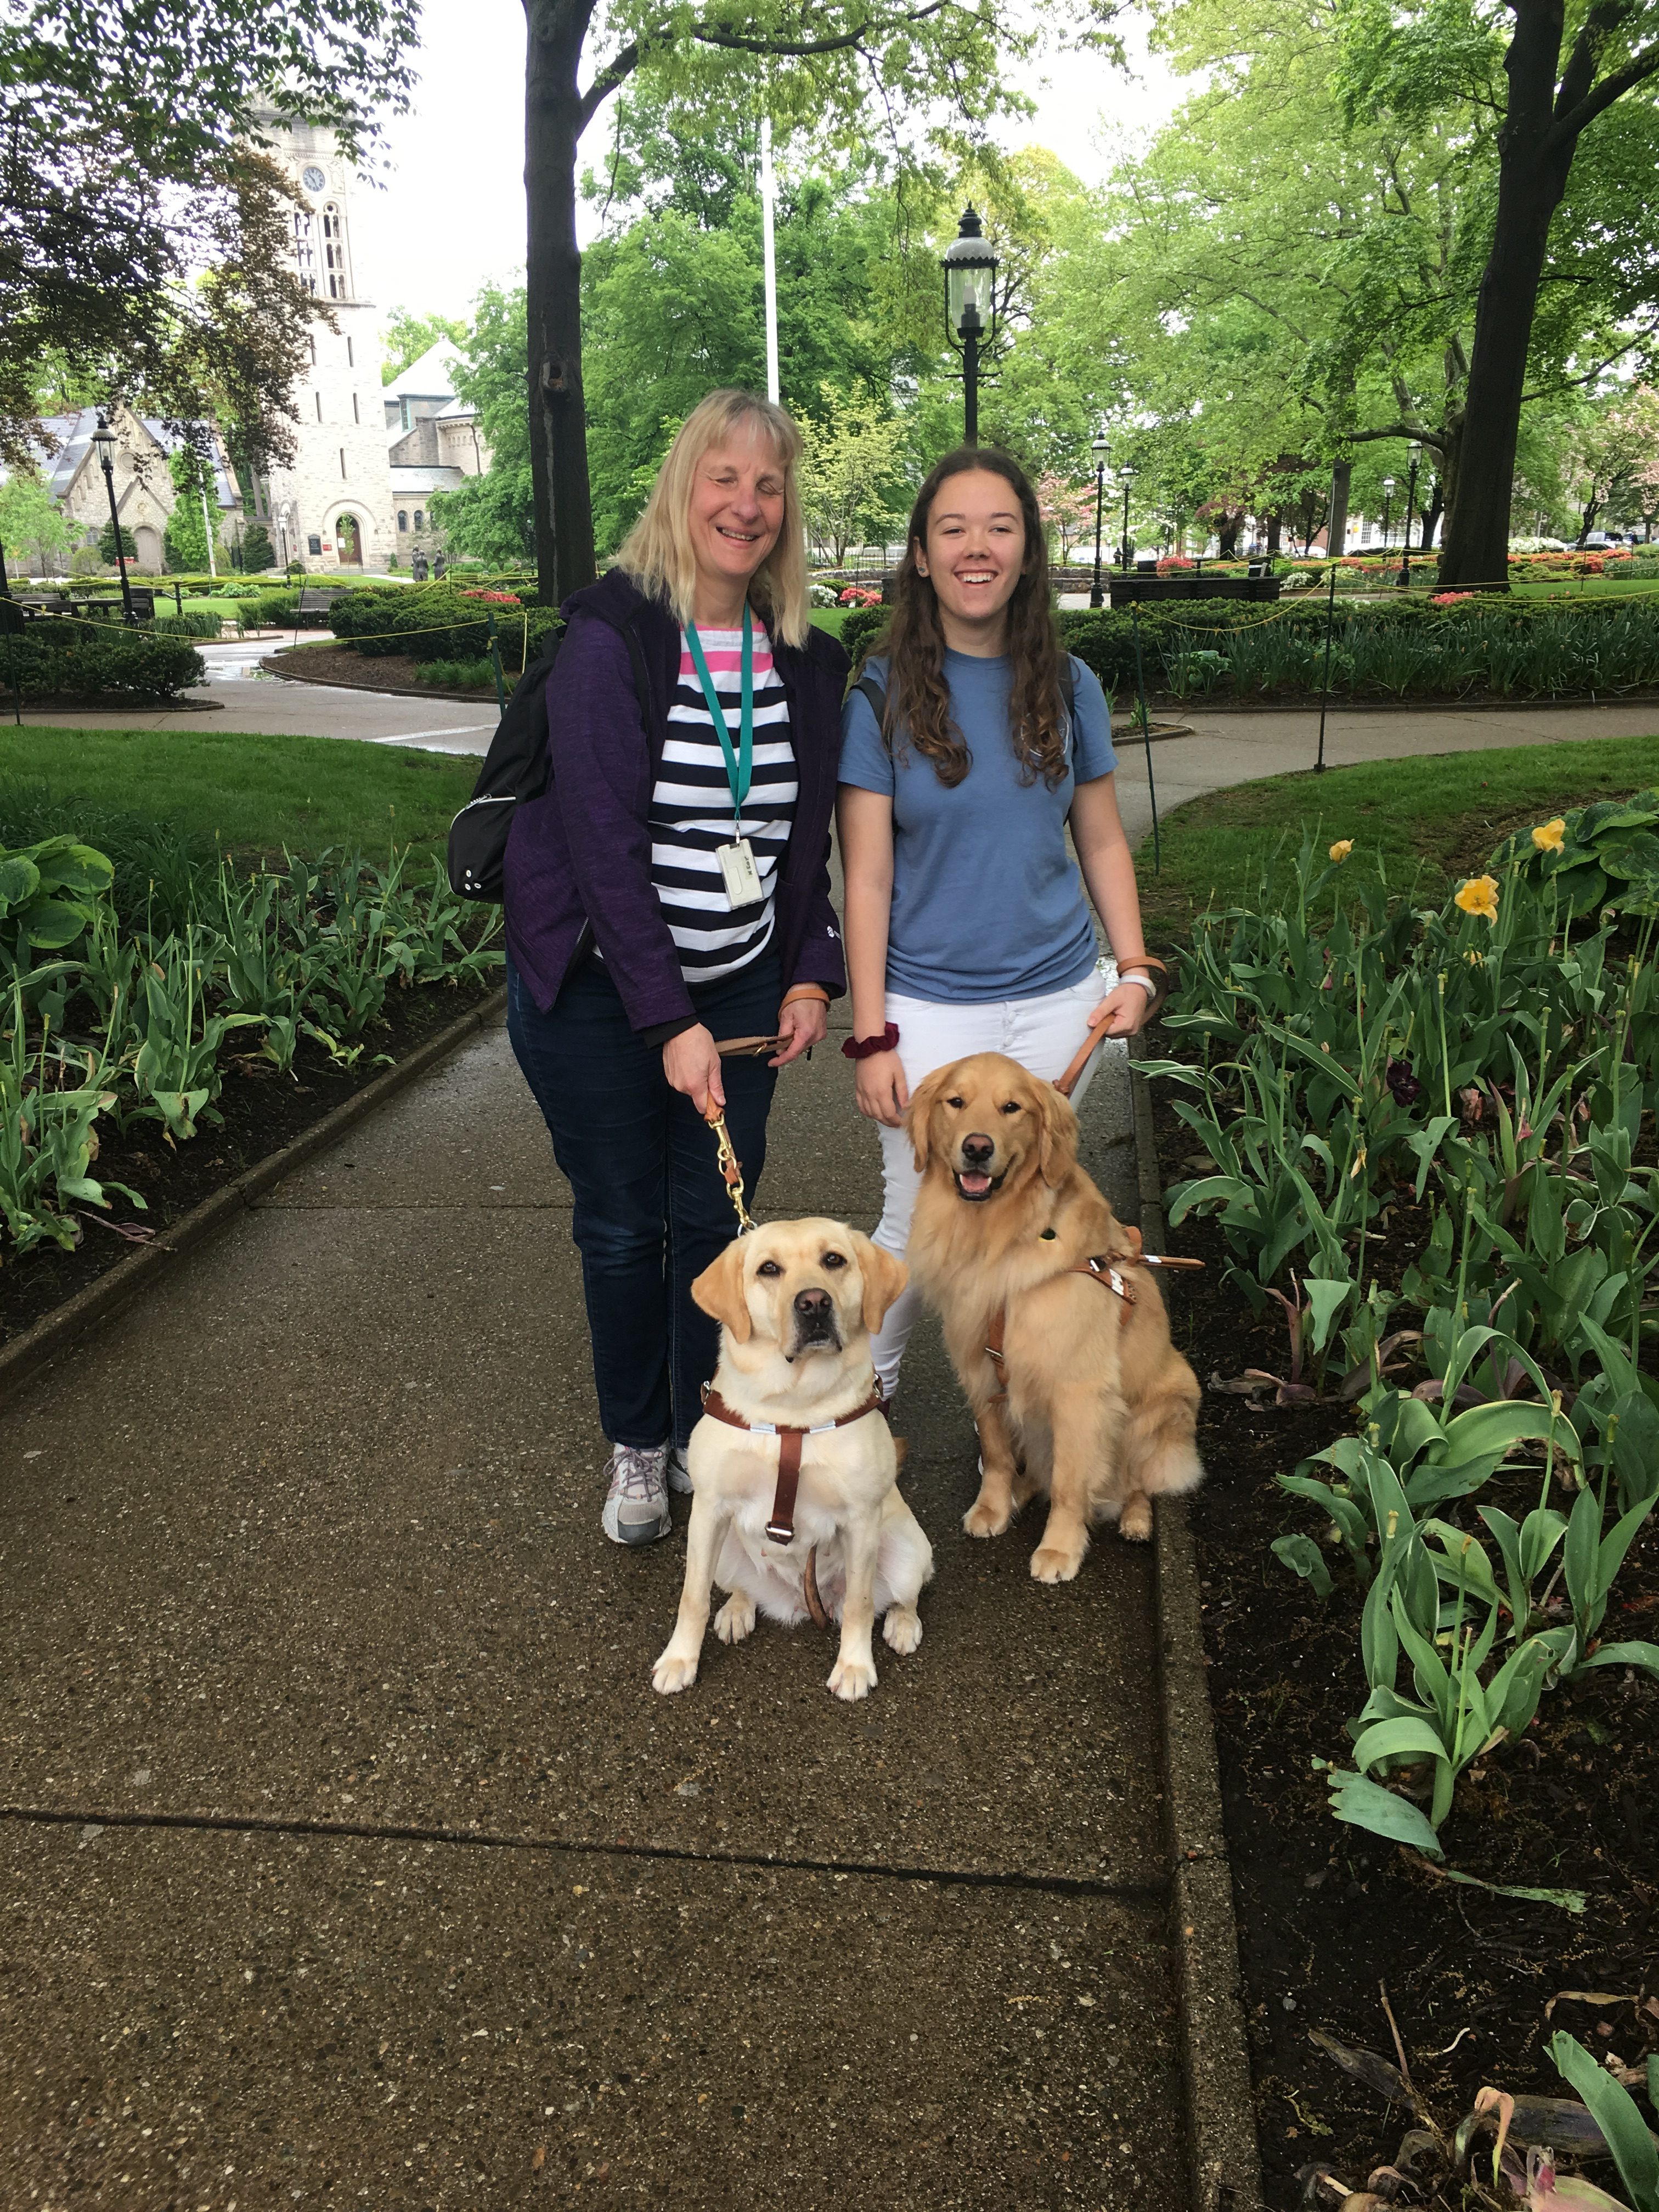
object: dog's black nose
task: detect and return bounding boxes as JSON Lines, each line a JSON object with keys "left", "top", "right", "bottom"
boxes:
{"left": 962, "top": 1133, "right": 995, "bottom": 1166}
{"left": 794, "top": 1287, "right": 832, "bottom": 1319}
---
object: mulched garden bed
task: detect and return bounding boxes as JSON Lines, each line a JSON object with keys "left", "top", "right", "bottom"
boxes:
{"left": 261, "top": 646, "right": 497, "bottom": 701}
{"left": 1148, "top": 1072, "right": 1659, "bottom": 2209}
{"left": 0, "top": 979, "right": 495, "bottom": 1350}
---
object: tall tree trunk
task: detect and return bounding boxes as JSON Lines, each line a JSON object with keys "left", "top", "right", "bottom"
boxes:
{"left": 1436, "top": 0, "right": 1577, "bottom": 589}
{"left": 1577, "top": 496, "right": 1599, "bottom": 545}
{"left": 1327, "top": 460, "right": 1352, "bottom": 560}
{"left": 524, "top": 0, "right": 597, "bottom": 607}
{"left": 1265, "top": 512, "right": 1282, "bottom": 556}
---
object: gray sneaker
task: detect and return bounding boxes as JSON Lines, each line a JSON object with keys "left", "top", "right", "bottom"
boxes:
{"left": 667, "top": 1445, "right": 693, "bottom": 1496}
{"left": 601, "top": 1444, "right": 673, "bottom": 1546}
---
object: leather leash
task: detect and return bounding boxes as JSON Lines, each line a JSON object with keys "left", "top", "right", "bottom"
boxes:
{"left": 1053, "top": 957, "right": 1172, "bottom": 1099}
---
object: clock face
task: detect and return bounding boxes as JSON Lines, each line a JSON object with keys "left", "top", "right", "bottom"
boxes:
{"left": 302, "top": 165, "right": 326, "bottom": 191}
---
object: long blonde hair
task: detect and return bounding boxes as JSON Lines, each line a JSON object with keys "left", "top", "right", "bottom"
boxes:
{"left": 614, "top": 389, "right": 809, "bottom": 647}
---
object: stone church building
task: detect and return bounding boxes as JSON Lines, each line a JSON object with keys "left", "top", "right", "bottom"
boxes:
{"left": 257, "top": 122, "right": 490, "bottom": 574}
{"left": 10, "top": 122, "right": 489, "bottom": 578}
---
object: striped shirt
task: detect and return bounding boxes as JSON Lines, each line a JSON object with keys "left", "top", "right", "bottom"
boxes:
{"left": 645, "top": 619, "right": 798, "bottom": 984}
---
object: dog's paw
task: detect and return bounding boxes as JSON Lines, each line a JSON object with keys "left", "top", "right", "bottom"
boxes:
{"left": 882, "top": 1604, "right": 923, "bottom": 1656}
{"left": 651, "top": 1648, "right": 701, "bottom": 1695}
{"left": 827, "top": 1655, "right": 877, "bottom": 1701}
{"left": 1118, "top": 1496, "right": 1153, "bottom": 1543}
{"left": 963, "top": 1494, "right": 1012, "bottom": 1539}
{"left": 1030, "top": 1542, "right": 1085, "bottom": 1584}
{"left": 714, "top": 1592, "right": 757, "bottom": 1644}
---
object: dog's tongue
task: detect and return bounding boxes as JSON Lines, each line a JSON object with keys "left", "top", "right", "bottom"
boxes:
{"left": 958, "top": 1169, "right": 992, "bottom": 1197}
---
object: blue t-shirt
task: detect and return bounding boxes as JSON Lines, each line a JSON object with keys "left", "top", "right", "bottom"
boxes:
{"left": 838, "top": 648, "right": 1118, "bottom": 1003}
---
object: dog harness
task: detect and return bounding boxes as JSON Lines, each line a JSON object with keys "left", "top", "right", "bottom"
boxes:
{"left": 983, "top": 1231, "right": 1203, "bottom": 1403}
{"left": 698, "top": 1381, "right": 888, "bottom": 1545}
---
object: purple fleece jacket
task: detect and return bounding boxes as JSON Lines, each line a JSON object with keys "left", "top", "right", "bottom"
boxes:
{"left": 502, "top": 568, "right": 850, "bottom": 1032}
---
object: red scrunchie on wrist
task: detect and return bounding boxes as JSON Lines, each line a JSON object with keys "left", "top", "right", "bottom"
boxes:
{"left": 841, "top": 1024, "right": 900, "bottom": 1061}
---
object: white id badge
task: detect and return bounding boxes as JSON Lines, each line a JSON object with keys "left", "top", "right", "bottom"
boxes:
{"left": 716, "top": 838, "right": 763, "bottom": 907}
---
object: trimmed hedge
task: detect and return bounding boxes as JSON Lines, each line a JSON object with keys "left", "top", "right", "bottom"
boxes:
{"left": 330, "top": 586, "right": 559, "bottom": 668}
{"left": 1, "top": 624, "right": 205, "bottom": 703}
{"left": 152, "top": 608, "right": 228, "bottom": 639}
{"left": 842, "top": 595, "right": 1659, "bottom": 704}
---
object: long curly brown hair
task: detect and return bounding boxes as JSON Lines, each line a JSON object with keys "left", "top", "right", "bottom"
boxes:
{"left": 877, "top": 446, "right": 1067, "bottom": 789}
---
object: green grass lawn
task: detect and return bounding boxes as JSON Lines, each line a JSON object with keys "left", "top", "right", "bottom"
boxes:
{"left": 1506, "top": 575, "right": 1659, "bottom": 599}
{"left": 1136, "top": 732, "right": 1659, "bottom": 938}
{"left": 810, "top": 608, "right": 851, "bottom": 639}
{"left": 0, "top": 726, "right": 477, "bottom": 859}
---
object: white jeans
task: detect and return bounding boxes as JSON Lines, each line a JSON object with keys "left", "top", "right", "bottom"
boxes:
{"left": 868, "top": 967, "right": 1119, "bottom": 1396}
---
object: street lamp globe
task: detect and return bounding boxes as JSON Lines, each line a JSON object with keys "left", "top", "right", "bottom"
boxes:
{"left": 1383, "top": 476, "right": 1395, "bottom": 494}
{"left": 941, "top": 206, "right": 998, "bottom": 445}
{"left": 91, "top": 420, "right": 115, "bottom": 464}
{"left": 1091, "top": 432, "right": 1109, "bottom": 465}
{"left": 942, "top": 206, "right": 997, "bottom": 343}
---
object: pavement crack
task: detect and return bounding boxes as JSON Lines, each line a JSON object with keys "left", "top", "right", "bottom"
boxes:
{"left": 0, "top": 1801, "right": 1167, "bottom": 1901}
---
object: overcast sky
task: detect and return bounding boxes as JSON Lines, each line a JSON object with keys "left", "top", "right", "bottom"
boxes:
{"left": 348, "top": 4, "right": 1189, "bottom": 329}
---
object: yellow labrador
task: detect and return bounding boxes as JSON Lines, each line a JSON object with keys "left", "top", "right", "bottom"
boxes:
{"left": 651, "top": 1218, "right": 933, "bottom": 1702}
{"left": 906, "top": 1053, "right": 1203, "bottom": 1583}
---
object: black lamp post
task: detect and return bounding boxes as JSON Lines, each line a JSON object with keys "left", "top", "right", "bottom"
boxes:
{"left": 1119, "top": 467, "right": 1136, "bottom": 570}
{"left": 91, "top": 417, "right": 136, "bottom": 624}
{"left": 1381, "top": 475, "right": 1396, "bottom": 556}
{"left": 941, "top": 206, "right": 998, "bottom": 446}
{"left": 1398, "top": 448, "right": 1420, "bottom": 588}
{"left": 1089, "top": 432, "right": 1109, "bottom": 608}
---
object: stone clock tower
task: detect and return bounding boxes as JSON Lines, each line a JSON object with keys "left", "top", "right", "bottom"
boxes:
{"left": 259, "top": 121, "right": 394, "bottom": 573}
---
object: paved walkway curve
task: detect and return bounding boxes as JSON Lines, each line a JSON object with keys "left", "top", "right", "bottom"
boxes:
{"left": 0, "top": 1006, "right": 1189, "bottom": 2207}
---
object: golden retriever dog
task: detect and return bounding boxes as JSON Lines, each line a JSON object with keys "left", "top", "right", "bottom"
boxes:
{"left": 905, "top": 1052, "right": 1202, "bottom": 1582}
{"left": 652, "top": 1219, "right": 934, "bottom": 1702}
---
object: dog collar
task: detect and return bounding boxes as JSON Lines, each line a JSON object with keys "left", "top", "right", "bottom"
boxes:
{"left": 699, "top": 1381, "right": 888, "bottom": 1545}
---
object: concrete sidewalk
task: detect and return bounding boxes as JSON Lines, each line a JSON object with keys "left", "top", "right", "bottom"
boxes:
{"left": 0, "top": 1014, "right": 1183, "bottom": 2207}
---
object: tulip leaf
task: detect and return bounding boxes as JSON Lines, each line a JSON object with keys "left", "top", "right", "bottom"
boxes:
{"left": 1325, "top": 1768, "right": 1444, "bottom": 1855}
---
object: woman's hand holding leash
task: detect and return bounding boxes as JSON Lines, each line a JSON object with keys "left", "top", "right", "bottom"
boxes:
{"left": 769, "top": 988, "right": 828, "bottom": 1068}
{"left": 664, "top": 1023, "right": 725, "bottom": 1114}
{"left": 1088, "top": 981, "right": 1153, "bottom": 1040}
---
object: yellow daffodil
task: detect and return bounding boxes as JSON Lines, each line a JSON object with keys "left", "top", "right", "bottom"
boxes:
{"left": 1329, "top": 839, "right": 1354, "bottom": 863}
{"left": 1532, "top": 818, "right": 1567, "bottom": 852}
{"left": 1466, "top": 949, "right": 1486, "bottom": 967}
{"left": 1455, "top": 874, "right": 1500, "bottom": 924}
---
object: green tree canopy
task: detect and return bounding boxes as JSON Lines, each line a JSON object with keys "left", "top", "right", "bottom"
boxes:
{"left": 381, "top": 307, "right": 468, "bottom": 384}
{"left": 2, "top": 0, "right": 418, "bottom": 470}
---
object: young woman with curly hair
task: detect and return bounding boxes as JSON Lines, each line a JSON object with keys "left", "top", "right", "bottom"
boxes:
{"left": 837, "top": 444, "right": 1158, "bottom": 1400}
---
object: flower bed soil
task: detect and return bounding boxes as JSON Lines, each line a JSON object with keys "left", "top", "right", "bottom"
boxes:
{"left": 1148, "top": 1073, "right": 1659, "bottom": 2208}
{"left": 0, "top": 979, "right": 494, "bottom": 1351}
{"left": 261, "top": 646, "right": 498, "bottom": 701}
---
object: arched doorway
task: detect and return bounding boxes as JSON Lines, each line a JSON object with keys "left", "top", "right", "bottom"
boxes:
{"left": 133, "top": 524, "right": 162, "bottom": 572}
{"left": 335, "top": 512, "right": 363, "bottom": 567}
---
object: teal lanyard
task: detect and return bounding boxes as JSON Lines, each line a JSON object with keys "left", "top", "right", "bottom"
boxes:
{"left": 685, "top": 610, "right": 754, "bottom": 832}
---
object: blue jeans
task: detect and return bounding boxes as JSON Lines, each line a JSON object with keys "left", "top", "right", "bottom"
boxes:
{"left": 506, "top": 948, "right": 781, "bottom": 1451}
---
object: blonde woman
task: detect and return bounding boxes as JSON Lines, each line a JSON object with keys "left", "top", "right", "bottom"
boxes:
{"left": 504, "top": 390, "right": 850, "bottom": 1547}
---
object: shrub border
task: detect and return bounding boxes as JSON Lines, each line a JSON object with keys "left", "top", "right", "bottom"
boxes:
{"left": 0, "top": 984, "right": 506, "bottom": 1408}
{"left": 1133, "top": 1035, "right": 1265, "bottom": 2212}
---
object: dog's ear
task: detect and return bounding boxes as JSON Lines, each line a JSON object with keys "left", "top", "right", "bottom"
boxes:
{"left": 1035, "top": 1081, "right": 1080, "bottom": 1187}
{"left": 849, "top": 1232, "right": 908, "bottom": 1332}
{"left": 904, "top": 1063, "right": 953, "bottom": 1173}
{"left": 690, "top": 1237, "right": 752, "bottom": 1342}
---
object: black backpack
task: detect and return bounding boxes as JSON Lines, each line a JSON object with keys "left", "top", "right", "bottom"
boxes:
{"left": 446, "top": 613, "right": 651, "bottom": 901}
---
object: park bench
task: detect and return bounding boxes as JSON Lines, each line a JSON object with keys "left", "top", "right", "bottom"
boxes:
{"left": 296, "top": 587, "right": 337, "bottom": 618}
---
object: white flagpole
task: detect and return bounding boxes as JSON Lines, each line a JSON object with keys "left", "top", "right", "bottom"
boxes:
{"left": 760, "top": 115, "right": 780, "bottom": 405}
